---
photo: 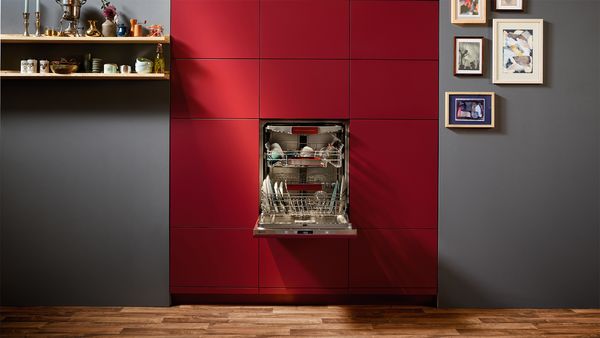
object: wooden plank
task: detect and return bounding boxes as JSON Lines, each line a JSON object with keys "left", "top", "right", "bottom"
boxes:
{"left": 0, "top": 34, "right": 169, "bottom": 44}
{"left": 0, "top": 71, "right": 169, "bottom": 80}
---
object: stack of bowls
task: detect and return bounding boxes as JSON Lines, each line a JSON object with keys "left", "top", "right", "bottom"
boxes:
{"left": 92, "top": 58, "right": 103, "bottom": 73}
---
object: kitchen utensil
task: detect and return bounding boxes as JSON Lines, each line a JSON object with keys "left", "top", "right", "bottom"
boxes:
{"left": 50, "top": 63, "right": 78, "bottom": 74}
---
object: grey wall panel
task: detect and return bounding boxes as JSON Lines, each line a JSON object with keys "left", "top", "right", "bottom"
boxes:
{"left": 439, "top": 0, "right": 600, "bottom": 307}
{"left": 1, "top": 0, "right": 170, "bottom": 306}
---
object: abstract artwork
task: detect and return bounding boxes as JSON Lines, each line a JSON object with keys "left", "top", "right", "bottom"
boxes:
{"left": 455, "top": 37, "right": 484, "bottom": 75}
{"left": 446, "top": 92, "right": 495, "bottom": 128}
{"left": 452, "top": 0, "right": 486, "bottom": 24}
{"left": 493, "top": 19, "right": 544, "bottom": 84}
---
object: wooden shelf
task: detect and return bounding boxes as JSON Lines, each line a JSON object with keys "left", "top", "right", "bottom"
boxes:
{"left": 0, "top": 71, "right": 170, "bottom": 80}
{"left": 0, "top": 34, "right": 170, "bottom": 44}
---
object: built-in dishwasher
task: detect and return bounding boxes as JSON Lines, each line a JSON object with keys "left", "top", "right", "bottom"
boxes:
{"left": 253, "top": 121, "right": 356, "bottom": 237}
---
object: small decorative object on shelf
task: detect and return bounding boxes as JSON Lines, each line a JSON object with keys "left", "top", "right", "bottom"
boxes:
{"left": 154, "top": 43, "right": 165, "bottom": 74}
{"left": 117, "top": 23, "right": 128, "bottom": 37}
{"left": 148, "top": 25, "right": 163, "bottom": 37}
{"left": 135, "top": 57, "right": 153, "bottom": 74}
{"left": 129, "top": 19, "right": 137, "bottom": 36}
{"left": 35, "top": 12, "right": 41, "bottom": 37}
{"left": 40, "top": 60, "right": 50, "bottom": 73}
{"left": 100, "top": 0, "right": 117, "bottom": 37}
{"left": 86, "top": 20, "right": 102, "bottom": 37}
{"left": 23, "top": 12, "right": 30, "bottom": 37}
{"left": 55, "top": 0, "right": 87, "bottom": 37}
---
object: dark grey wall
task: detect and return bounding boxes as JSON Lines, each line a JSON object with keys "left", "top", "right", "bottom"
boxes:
{"left": 439, "top": 0, "right": 600, "bottom": 307}
{"left": 1, "top": 0, "right": 170, "bottom": 306}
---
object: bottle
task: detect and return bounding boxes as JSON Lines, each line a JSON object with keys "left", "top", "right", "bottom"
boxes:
{"left": 154, "top": 43, "right": 165, "bottom": 74}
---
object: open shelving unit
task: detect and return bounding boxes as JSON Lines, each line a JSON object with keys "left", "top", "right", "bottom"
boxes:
{"left": 0, "top": 34, "right": 170, "bottom": 80}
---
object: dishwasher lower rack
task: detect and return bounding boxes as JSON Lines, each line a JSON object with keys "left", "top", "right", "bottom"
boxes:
{"left": 253, "top": 214, "right": 356, "bottom": 236}
{"left": 254, "top": 190, "right": 356, "bottom": 237}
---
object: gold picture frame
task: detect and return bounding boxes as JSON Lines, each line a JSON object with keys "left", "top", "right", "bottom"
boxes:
{"left": 445, "top": 92, "right": 496, "bottom": 129}
{"left": 451, "top": 0, "right": 487, "bottom": 24}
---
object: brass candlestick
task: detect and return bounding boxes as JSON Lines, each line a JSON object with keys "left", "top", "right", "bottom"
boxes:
{"left": 23, "top": 12, "right": 30, "bottom": 36}
{"left": 35, "top": 11, "right": 41, "bottom": 37}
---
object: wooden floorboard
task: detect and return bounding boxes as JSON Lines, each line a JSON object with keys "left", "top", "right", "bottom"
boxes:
{"left": 1, "top": 305, "right": 599, "bottom": 337}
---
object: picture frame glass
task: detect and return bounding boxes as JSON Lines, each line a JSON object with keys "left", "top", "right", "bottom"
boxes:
{"left": 496, "top": 0, "right": 523, "bottom": 10}
{"left": 493, "top": 19, "right": 543, "bottom": 84}
{"left": 447, "top": 93, "right": 494, "bottom": 127}
{"left": 456, "top": 38, "right": 483, "bottom": 75}
{"left": 457, "top": 0, "right": 483, "bottom": 18}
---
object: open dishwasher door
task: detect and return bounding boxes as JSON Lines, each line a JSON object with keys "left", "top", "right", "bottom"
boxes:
{"left": 253, "top": 121, "right": 356, "bottom": 237}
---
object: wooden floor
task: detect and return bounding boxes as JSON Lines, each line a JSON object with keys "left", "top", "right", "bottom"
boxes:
{"left": 2, "top": 305, "right": 600, "bottom": 337}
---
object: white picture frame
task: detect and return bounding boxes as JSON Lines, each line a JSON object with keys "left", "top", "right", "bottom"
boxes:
{"left": 492, "top": 19, "right": 544, "bottom": 84}
{"left": 494, "top": 0, "right": 525, "bottom": 11}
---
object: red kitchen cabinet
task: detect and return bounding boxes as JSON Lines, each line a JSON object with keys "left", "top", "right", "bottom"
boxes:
{"left": 351, "top": 0, "right": 438, "bottom": 59}
{"left": 171, "top": 0, "right": 259, "bottom": 58}
{"left": 259, "top": 239, "right": 348, "bottom": 289}
{"left": 260, "top": 0, "right": 349, "bottom": 58}
{"left": 260, "top": 60, "right": 349, "bottom": 119}
{"left": 349, "top": 229, "right": 437, "bottom": 289}
{"left": 349, "top": 120, "right": 438, "bottom": 229}
{"left": 171, "top": 59, "right": 259, "bottom": 119}
{"left": 171, "top": 119, "right": 259, "bottom": 228}
{"left": 171, "top": 228, "right": 258, "bottom": 289}
{"left": 351, "top": 60, "right": 438, "bottom": 119}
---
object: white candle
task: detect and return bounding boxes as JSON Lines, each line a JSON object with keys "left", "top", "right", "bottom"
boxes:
{"left": 24, "top": 0, "right": 29, "bottom": 12}
{"left": 36, "top": 0, "right": 39, "bottom": 12}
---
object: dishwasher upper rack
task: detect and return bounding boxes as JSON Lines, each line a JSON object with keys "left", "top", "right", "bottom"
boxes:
{"left": 265, "top": 143, "right": 344, "bottom": 168}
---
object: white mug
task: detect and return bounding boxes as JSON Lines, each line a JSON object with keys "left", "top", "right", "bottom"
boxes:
{"left": 27, "top": 59, "right": 38, "bottom": 73}
{"left": 103, "top": 63, "right": 118, "bottom": 74}
{"left": 120, "top": 65, "right": 131, "bottom": 73}
{"left": 20, "top": 60, "right": 28, "bottom": 73}
{"left": 39, "top": 60, "right": 50, "bottom": 73}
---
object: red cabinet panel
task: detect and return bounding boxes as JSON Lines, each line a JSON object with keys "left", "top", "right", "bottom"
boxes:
{"left": 260, "top": 0, "right": 349, "bottom": 58}
{"left": 349, "top": 120, "right": 438, "bottom": 229}
{"left": 171, "top": 119, "right": 259, "bottom": 228}
{"left": 260, "top": 60, "right": 349, "bottom": 119}
{"left": 171, "top": 228, "right": 258, "bottom": 288}
{"left": 351, "top": 60, "right": 438, "bottom": 119}
{"left": 171, "top": 60, "right": 259, "bottom": 119}
{"left": 259, "top": 239, "right": 348, "bottom": 288}
{"left": 349, "top": 229, "right": 437, "bottom": 288}
{"left": 172, "top": 0, "right": 259, "bottom": 58}
{"left": 351, "top": 0, "right": 438, "bottom": 59}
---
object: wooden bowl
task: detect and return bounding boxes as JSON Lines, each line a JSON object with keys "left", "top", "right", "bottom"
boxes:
{"left": 50, "top": 64, "right": 79, "bottom": 74}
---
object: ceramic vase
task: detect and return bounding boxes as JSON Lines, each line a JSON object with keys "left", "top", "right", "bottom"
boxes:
{"left": 101, "top": 18, "right": 116, "bottom": 37}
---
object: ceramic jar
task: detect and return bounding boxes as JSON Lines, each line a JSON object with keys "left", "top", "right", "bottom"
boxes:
{"left": 101, "top": 19, "right": 116, "bottom": 37}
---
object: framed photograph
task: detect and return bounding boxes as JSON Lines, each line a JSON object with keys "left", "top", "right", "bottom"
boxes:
{"left": 454, "top": 37, "right": 484, "bottom": 75}
{"left": 493, "top": 19, "right": 544, "bottom": 84}
{"left": 494, "top": 0, "right": 525, "bottom": 11}
{"left": 445, "top": 92, "right": 495, "bottom": 128}
{"left": 451, "top": 0, "right": 486, "bottom": 24}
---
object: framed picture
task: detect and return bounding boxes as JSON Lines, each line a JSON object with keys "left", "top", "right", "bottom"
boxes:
{"left": 493, "top": 19, "right": 544, "bottom": 84}
{"left": 445, "top": 92, "right": 495, "bottom": 128}
{"left": 494, "top": 0, "right": 525, "bottom": 11}
{"left": 454, "top": 37, "right": 484, "bottom": 76}
{"left": 451, "top": 0, "right": 486, "bottom": 24}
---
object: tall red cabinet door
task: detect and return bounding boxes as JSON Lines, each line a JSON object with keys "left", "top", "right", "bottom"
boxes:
{"left": 260, "top": 60, "right": 349, "bottom": 119}
{"left": 259, "top": 239, "right": 348, "bottom": 289}
{"left": 171, "top": 60, "right": 259, "bottom": 119}
{"left": 351, "top": 0, "right": 438, "bottom": 59}
{"left": 172, "top": 0, "right": 259, "bottom": 58}
{"left": 260, "top": 0, "right": 349, "bottom": 58}
{"left": 349, "top": 120, "right": 438, "bottom": 229}
{"left": 349, "top": 229, "right": 437, "bottom": 291}
{"left": 350, "top": 60, "right": 438, "bottom": 119}
{"left": 171, "top": 119, "right": 259, "bottom": 228}
{"left": 171, "top": 228, "right": 258, "bottom": 291}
